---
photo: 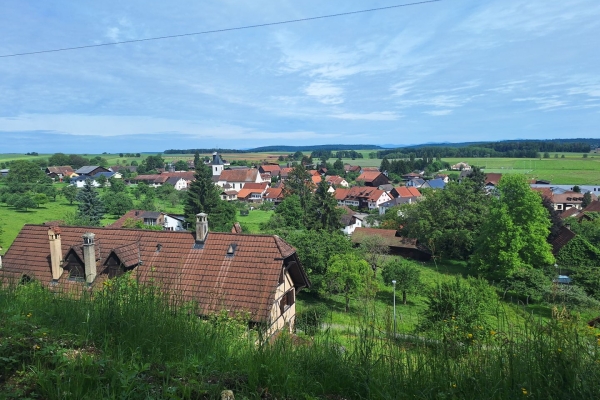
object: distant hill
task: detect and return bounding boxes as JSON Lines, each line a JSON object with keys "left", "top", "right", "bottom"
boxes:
{"left": 165, "top": 144, "right": 384, "bottom": 154}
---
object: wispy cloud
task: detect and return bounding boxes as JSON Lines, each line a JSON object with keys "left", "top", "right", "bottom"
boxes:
{"left": 513, "top": 96, "right": 567, "bottom": 110}
{"left": 304, "top": 81, "right": 344, "bottom": 105}
{"left": 424, "top": 110, "right": 452, "bottom": 116}
{"left": 330, "top": 112, "right": 400, "bottom": 121}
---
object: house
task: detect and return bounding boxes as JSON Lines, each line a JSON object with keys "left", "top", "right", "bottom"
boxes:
{"left": 350, "top": 228, "right": 431, "bottom": 261}
{"left": 390, "top": 186, "right": 422, "bottom": 199}
{"left": 220, "top": 189, "right": 238, "bottom": 201}
{"left": 379, "top": 196, "right": 418, "bottom": 215}
{"left": 325, "top": 175, "right": 349, "bottom": 188}
{"left": 263, "top": 187, "right": 284, "bottom": 205}
{"left": 279, "top": 167, "right": 293, "bottom": 180}
{"left": 434, "top": 174, "right": 449, "bottom": 183}
{"left": 339, "top": 206, "right": 362, "bottom": 235}
{"left": 236, "top": 182, "right": 269, "bottom": 203}
{"left": 334, "top": 187, "right": 392, "bottom": 210}
{"left": 451, "top": 162, "right": 471, "bottom": 171}
{"left": 110, "top": 210, "right": 187, "bottom": 231}
{"left": 217, "top": 168, "right": 263, "bottom": 190}
{"left": 406, "top": 178, "right": 426, "bottom": 188}
{"left": 131, "top": 172, "right": 195, "bottom": 190}
{"left": 0, "top": 169, "right": 9, "bottom": 178}
{"left": 484, "top": 173, "right": 503, "bottom": 190}
{"left": 402, "top": 172, "right": 422, "bottom": 181}
{"left": 356, "top": 171, "right": 389, "bottom": 187}
{"left": 551, "top": 191, "right": 589, "bottom": 212}
{"left": 1, "top": 214, "right": 310, "bottom": 335}
{"left": 46, "top": 166, "right": 75, "bottom": 181}
{"left": 70, "top": 175, "right": 101, "bottom": 188}
{"left": 422, "top": 178, "right": 446, "bottom": 190}
{"left": 75, "top": 166, "right": 111, "bottom": 177}
{"left": 344, "top": 164, "right": 361, "bottom": 174}
{"left": 259, "top": 164, "right": 281, "bottom": 178}
{"left": 210, "top": 153, "right": 225, "bottom": 177}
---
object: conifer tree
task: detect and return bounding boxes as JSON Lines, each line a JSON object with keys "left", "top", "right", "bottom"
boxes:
{"left": 184, "top": 162, "right": 236, "bottom": 232}
{"left": 312, "top": 178, "right": 342, "bottom": 232}
{"left": 75, "top": 179, "right": 105, "bottom": 226}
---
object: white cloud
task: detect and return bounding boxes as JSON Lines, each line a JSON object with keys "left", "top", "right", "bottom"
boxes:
{"left": 105, "top": 27, "right": 120, "bottom": 42}
{"left": 424, "top": 110, "right": 453, "bottom": 116}
{"left": 330, "top": 112, "right": 400, "bottom": 121}
{"left": 513, "top": 96, "right": 567, "bottom": 110}
{"left": 304, "top": 82, "right": 344, "bottom": 105}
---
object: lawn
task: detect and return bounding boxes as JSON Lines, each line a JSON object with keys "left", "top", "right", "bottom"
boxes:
{"left": 236, "top": 209, "right": 273, "bottom": 233}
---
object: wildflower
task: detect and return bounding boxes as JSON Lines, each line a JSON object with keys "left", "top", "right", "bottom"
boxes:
{"left": 452, "top": 316, "right": 456, "bottom": 320}
{"left": 33, "top": 345, "right": 40, "bottom": 350}
{"left": 490, "top": 330, "right": 497, "bottom": 336}
{"left": 558, "top": 348, "right": 562, "bottom": 352}
{"left": 26, "top": 313, "right": 32, "bottom": 318}
{"left": 42, "top": 332, "right": 47, "bottom": 336}
{"left": 522, "top": 387, "right": 528, "bottom": 395}
{"left": 452, "top": 384, "right": 456, "bottom": 388}
{"left": 467, "top": 333, "right": 473, "bottom": 339}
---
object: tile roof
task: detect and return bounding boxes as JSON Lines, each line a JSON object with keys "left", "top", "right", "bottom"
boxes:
{"left": 311, "top": 175, "right": 322, "bottom": 185}
{"left": 343, "top": 186, "right": 387, "bottom": 202}
{"left": 356, "top": 171, "right": 385, "bottom": 183}
{"left": 485, "top": 173, "right": 503, "bottom": 186}
{"left": 109, "top": 210, "right": 161, "bottom": 228}
{"left": 47, "top": 166, "right": 75, "bottom": 175}
{"left": 2, "top": 225, "right": 309, "bottom": 323}
{"left": 263, "top": 188, "right": 283, "bottom": 200}
{"left": 582, "top": 200, "right": 600, "bottom": 213}
{"left": 219, "top": 169, "right": 259, "bottom": 183}
{"left": 560, "top": 207, "right": 581, "bottom": 219}
{"left": 334, "top": 188, "right": 350, "bottom": 201}
{"left": 259, "top": 165, "right": 281, "bottom": 173}
{"left": 243, "top": 182, "right": 269, "bottom": 190}
{"left": 550, "top": 226, "right": 576, "bottom": 254}
{"left": 326, "top": 175, "right": 346, "bottom": 186}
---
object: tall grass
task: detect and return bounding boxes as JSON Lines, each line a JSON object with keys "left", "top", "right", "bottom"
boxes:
{"left": 1, "top": 276, "right": 599, "bottom": 399}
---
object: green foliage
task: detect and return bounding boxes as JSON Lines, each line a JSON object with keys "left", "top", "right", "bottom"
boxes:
{"left": 310, "top": 179, "right": 342, "bottom": 232}
{"left": 32, "top": 193, "right": 48, "bottom": 208}
{"left": 471, "top": 174, "right": 554, "bottom": 279}
{"left": 96, "top": 174, "right": 108, "bottom": 188}
{"left": 6, "top": 160, "right": 49, "bottom": 192}
{"left": 184, "top": 163, "right": 236, "bottom": 232}
{"left": 419, "top": 277, "right": 498, "bottom": 342}
{"left": 108, "top": 177, "right": 126, "bottom": 194}
{"left": 104, "top": 192, "right": 134, "bottom": 216}
{"left": 295, "top": 304, "right": 329, "bottom": 336}
{"left": 284, "top": 230, "right": 352, "bottom": 291}
{"left": 398, "top": 180, "right": 489, "bottom": 259}
{"left": 381, "top": 258, "right": 421, "bottom": 305}
{"left": 498, "top": 267, "right": 552, "bottom": 304}
{"left": 556, "top": 234, "right": 600, "bottom": 268}
{"left": 75, "top": 180, "right": 105, "bottom": 226}
{"left": 174, "top": 160, "right": 188, "bottom": 171}
{"left": 263, "top": 195, "right": 304, "bottom": 230}
{"left": 62, "top": 184, "right": 78, "bottom": 205}
{"left": 583, "top": 192, "right": 593, "bottom": 208}
{"left": 325, "top": 253, "right": 371, "bottom": 312}
{"left": 12, "top": 195, "right": 37, "bottom": 211}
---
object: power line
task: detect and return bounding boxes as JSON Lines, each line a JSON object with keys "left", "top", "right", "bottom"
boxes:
{"left": 0, "top": 0, "right": 442, "bottom": 58}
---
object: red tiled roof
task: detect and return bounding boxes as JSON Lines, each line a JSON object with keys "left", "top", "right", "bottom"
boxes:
{"left": 219, "top": 169, "right": 259, "bottom": 183}
{"left": 311, "top": 175, "right": 322, "bottom": 185}
{"left": 343, "top": 186, "right": 387, "bottom": 202}
{"left": 356, "top": 171, "right": 384, "bottom": 183}
{"left": 263, "top": 188, "right": 283, "bottom": 200}
{"left": 394, "top": 186, "right": 422, "bottom": 198}
{"left": 47, "top": 166, "right": 75, "bottom": 175}
{"left": 582, "top": 200, "right": 600, "bottom": 213}
{"left": 550, "top": 226, "right": 576, "bottom": 254}
{"left": 485, "top": 173, "right": 503, "bottom": 186}
{"left": 259, "top": 165, "right": 281, "bottom": 173}
{"left": 532, "top": 187, "right": 553, "bottom": 199}
{"left": 109, "top": 210, "right": 158, "bottom": 228}
{"left": 344, "top": 165, "right": 361, "bottom": 172}
{"left": 1, "top": 225, "right": 309, "bottom": 323}
{"left": 326, "top": 176, "right": 346, "bottom": 186}
{"left": 334, "top": 188, "right": 350, "bottom": 201}
{"left": 560, "top": 207, "right": 580, "bottom": 219}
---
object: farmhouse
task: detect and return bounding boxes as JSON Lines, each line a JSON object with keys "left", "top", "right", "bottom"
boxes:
{"left": 0, "top": 214, "right": 310, "bottom": 335}
{"left": 334, "top": 187, "right": 392, "bottom": 210}
{"left": 350, "top": 228, "right": 431, "bottom": 261}
{"left": 356, "top": 171, "right": 389, "bottom": 187}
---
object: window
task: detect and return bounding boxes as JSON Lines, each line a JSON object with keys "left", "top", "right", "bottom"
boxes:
{"left": 69, "top": 264, "right": 85, "bottom": 281}
{"left": 279, "top": 290, "right": 295, "bottom": 315}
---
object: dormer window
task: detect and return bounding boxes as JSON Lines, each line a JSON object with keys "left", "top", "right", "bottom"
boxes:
{"left": 226, "top": 243, "right": 237, "bottom": 257}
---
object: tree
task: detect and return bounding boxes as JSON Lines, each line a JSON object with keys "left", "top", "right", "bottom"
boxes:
{"left": 62, "top": 185, "right": 78, "bottom": 205}
{"left": 583, "top": 192, "right": 593, "bottom": 209}
{"left": 381, "top": 258, "right": 421, "bottom": 304}
{"left": 471, "top": 174, "right": 554, "bottom": 279}
{"left": 12, "top": 195, "right": 37, "bottom": 211}
{"left": 75, "top": 179, "right": 105, "bottom": 226}
{"left": 184, "top": 162, "right": 236, "bottom": 232}
{"left": 33, "top": 193, "right": 48, "bottom": 208}
{"left": 104, "top": 192, "right": 134, "bottom": 216}
{"left": 6, "top": 160, "right": 48, "bottom": 189}
{"left": 262, "top": 194, "right": 305, "bottom": 230}
{"left": 138, "top": 193, "right": 157, "bottom": 212}
{"left": 311, "top": 179, "right": 342, "bottom": 232}
{"left": 48, "top": 153, "right": 71, "bottom": 166}
{"left": 174, "top": 160, "right": 188, "bottom": 171}
{"left": 360, "top": 235, "right": 389, "bottom": 275}
{"left": 380, "top": 158, "right": 391, "bottom": 173}
{"left": 325, "top": 253, "right": 370, "bottom": 312}
{"left": 543, "top": 152, "right": 550, "bottom": 158}
{"left": 333, "top": 159, "right": 344, "bottom": 173}
{"left": 108, "top": 177, "right": 126, "bottom": 194}
{"left": 96, "top": 174, "right": 108, "bottom": 188}
{"left": 573, "top": 185, "right": 581, "bottom": 193}
{"left": 398, "top": 180, "right": 489, "bottom": 260}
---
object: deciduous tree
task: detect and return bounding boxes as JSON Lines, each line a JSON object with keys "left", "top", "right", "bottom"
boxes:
{"left": 381, "top": 258, "right": 421, "bottom": 304}
{"left": 325, "top": 253, "right": 370, "bottom": 312}
{"left": 62, "top": 185, "right": 78, "bottom": 205}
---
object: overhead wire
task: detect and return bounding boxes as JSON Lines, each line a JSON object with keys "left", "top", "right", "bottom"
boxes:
{"left": 0, "top": 0, "right": 442, "bottom": 58}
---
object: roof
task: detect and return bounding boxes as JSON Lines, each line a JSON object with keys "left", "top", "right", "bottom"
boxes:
{"left": 552, "top": 191, "right": 586, "bottom": 204}
{"left": 75, "top": 166, "right": 107, "bottom": 175}
{"left": 351, "top": 228, "right": 419, "bottom": 249}
{"left": 334, "top": 188, "right": 350, "bottom": 201}
{"left": 109, "top": 210, "right": 163, "bottom": 228}
{"left": 485, "top": 173, "right": 503, "bottom": 186}
{"left": 550, "top": 226, "right": 576, "bottom": 254}
{"left": 243, "top": 182, "right": 269, "bottom": 190}
{"left": 219, "top": 169, "right": 259, "bottom": 183}
{"left": 2, "top": 224, "right": 309, "bottom": 323}
{"left": 582, "top": 200, "right": 600, "bottom": 213}
{"left": 394, "top": 186, "right": 422, "bottom": 198}
{"left": 47, "top": 166, "right": 75, "bottom": 175}
{"left": 344, "top": 165, "right": 361, "bottom": 172}
{"left": 311, "top": 175, "right": 322, "bottom": 185}
{"left": 338, "top": 187, "right": 387, "bottom": 202}
{"left": 326, "top": 175, "right": 346, "bottom": 186}
{"left": 211, "top": 153, "right": 224, "bottom": 166}
{"left": 560, "top": 207, "right": 581, "bottom": 219}
{"left": 426, "top": 178, "right": 446, "bottom": 189}
{"left": 263, "top": 187, "right": 283, "bottom": 200}
{"left": 356, "top": 171, "right": 386, "bottom": 183}
{"left": 259, "top": 165, "right": 281, "bottom": 173}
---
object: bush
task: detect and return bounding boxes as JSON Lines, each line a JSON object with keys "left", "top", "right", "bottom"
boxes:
{"left": 295, "top": 304, "right": 329, "bottom": 335}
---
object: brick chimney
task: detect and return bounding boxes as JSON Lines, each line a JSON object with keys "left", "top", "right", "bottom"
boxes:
{"left": 48, "top": 227, "right": 63, "bottom": 280}
{"left": 82, "top": 232, "right": 97, "bottom": 283}
{"left": 196, "top": 213, "right": 208, "bottom": 244}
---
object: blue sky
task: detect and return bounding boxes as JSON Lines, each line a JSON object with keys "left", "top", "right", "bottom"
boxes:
{"left": 1, "top": 0, "right": 599, "bottom": 153}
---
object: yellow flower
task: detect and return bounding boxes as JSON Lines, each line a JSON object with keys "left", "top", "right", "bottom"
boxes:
{"left": 558, "top": 348, "right": 562, "bottom": 352}
{"left": 467, "top": 333, "right": 473, "bottom": 339}
{"left": 452, "top": 316, "right": 456, "bottom": 320}
{"left": 521, "top": 388, "right": 528, "bottom": 395}
{"left": 26, "top": 313, "right": 32, "bottom": 318}
{"left": 33, "top": 345, "right": 40, "bottom": 350}
{"left": 490, "top": 330, "right": 497, "bottom": 336}
{"left": 452, "top": 384, "right": 456, "bottom": 388}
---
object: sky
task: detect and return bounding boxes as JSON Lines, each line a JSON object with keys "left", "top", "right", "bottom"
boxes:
{"left": 0, "top": 0, "right": 599, "bottom": 153}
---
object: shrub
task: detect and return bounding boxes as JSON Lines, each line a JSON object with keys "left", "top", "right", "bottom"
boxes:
{"left": 295, "top": 304, "right": 329, "bottom": 336}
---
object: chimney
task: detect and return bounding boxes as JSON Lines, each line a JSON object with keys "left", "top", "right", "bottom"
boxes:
{"left": 82, "top": 233, "right": 97, "bottom": 283}
{"left": 48, "top": 227, "right": 63, "bottom": 280}
{"left": 196, "top": 213, "right": 208, "bottom": 244}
